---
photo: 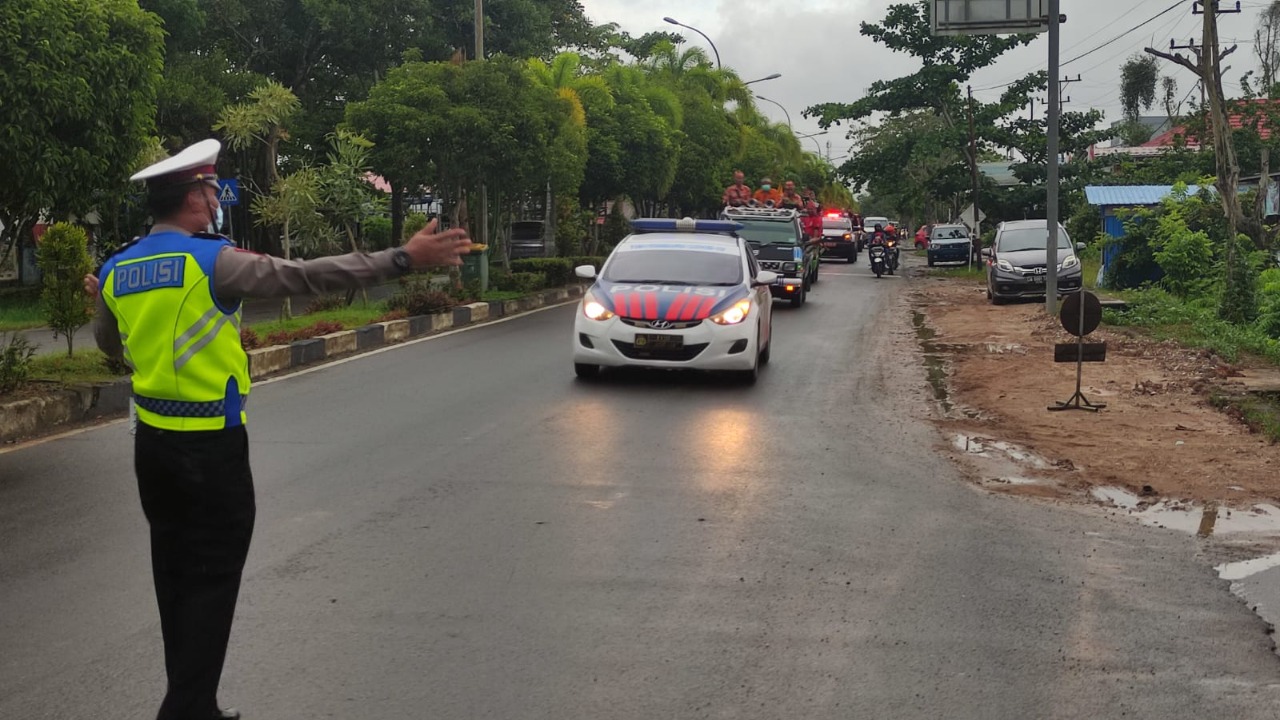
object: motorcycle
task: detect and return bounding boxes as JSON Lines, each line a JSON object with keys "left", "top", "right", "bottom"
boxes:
{"left": 885, "top": 238, "right": 900, "bottom": 275}
{"left": 869, "top": 242, "right": 887, "bottom": 278}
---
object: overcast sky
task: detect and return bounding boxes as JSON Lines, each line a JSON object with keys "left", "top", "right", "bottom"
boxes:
{"left": 578, "top": 0, "right": 1273, "bottom": 163}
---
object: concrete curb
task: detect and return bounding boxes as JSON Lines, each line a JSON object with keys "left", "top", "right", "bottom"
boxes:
{"left": 0, "top": 285, "right": 584, "bottom": 445}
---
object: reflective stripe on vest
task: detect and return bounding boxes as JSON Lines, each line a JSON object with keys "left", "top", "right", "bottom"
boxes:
{"left": 101, "top": 232, "right": 250, "bottom": 432}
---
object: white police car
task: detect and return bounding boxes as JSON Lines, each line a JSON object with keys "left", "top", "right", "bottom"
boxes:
{"left": 572, "top": 218, "right": 778, "bottom": 383}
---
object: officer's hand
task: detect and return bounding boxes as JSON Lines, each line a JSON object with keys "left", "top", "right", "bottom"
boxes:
{"left": 403, "top": 219, "right": 471, "bottom": 268}
{"left": 83, "top": 273, "right": 100, "bottom": 300}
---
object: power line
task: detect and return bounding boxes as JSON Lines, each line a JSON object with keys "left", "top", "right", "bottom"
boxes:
{"left": 1061, "top": 0, "right": 1184, "bottom": 67}
{"left": 972, "top": 1, "right": 1187, "bottom": 93}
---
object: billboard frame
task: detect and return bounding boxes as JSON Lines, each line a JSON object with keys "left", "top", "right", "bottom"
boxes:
{"left": 931, "top": 0, "right": 1048, "bottom": 36}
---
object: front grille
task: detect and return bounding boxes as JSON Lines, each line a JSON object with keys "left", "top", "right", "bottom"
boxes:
{"left": 612, "top": 340, "right": 708, "bottom": 361}
{"left": 758, "top": 260, "right": 784, "bottom": 271}
{"left": 621, "top": 318, "right": 703, "bottom": 330}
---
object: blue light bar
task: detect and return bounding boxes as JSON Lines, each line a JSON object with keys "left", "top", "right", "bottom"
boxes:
{"left": 629, "top": 217, "right": 743, "bottom": 235}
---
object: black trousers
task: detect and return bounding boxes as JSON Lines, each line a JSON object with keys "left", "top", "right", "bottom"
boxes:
{"left": 135, "top": 422, "right": 256, "bottom": 720}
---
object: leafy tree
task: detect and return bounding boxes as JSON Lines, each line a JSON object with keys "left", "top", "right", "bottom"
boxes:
{"left": 252, "top": 167, "right": 328, "bottom": 318}
{"left": 1257, "top": 1, "right": 1280, "bottom": 96}
{"left": 37, "top": 223, "right": 95, "bottom": 357}
{"left": 0, "top": 0, "right": 163, "bottom": 281}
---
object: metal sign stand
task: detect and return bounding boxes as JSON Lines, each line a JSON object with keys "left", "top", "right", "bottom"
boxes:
{"left": 1050, "top": 290, "right": 1106, "bottom": 412}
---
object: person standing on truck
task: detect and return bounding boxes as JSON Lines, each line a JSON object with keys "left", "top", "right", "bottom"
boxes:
{"left": 752, "top": 177, "right": 783, "bottom": 207}
{"left": 722, "top": 170, "right": 753, "bottom": 207}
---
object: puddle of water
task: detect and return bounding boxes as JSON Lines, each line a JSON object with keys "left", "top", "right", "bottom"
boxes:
{"left": 954, "top": 435, "right": 1054, "bottom": 469}
{"left": 1091, "top": 486, "right": 1280, "bottom": 536}
{"left": 985, "top": 343, "right": 1026, "bottom": 354}
{"left": 992, "top": 476, "right": 1040, "bottom": 485}
{"left": 1217, "top": 550, "right": 1280, "bottom": 581}
{"left": 914, "top": 313, "right": 953, "bottom": 414}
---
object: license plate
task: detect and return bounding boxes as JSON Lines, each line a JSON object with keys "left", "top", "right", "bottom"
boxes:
{"left": 634, "top": 333, "right": 683, "bottom": 349}
{"left": 1031, "top": 275, "right": 1045, "bottom": 283}
{"left": 822, "top": 241, "right": 838, "bottom": 248}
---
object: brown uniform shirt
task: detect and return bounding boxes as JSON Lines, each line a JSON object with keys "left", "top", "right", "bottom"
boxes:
{"left": 93, "top": 225, "right": 404, "bottom": 362}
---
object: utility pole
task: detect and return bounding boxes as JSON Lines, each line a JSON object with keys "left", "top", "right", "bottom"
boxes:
{"left": 967, "top": 84, "right": 980, "bottom": 260}
{"left": 1147, "top": 2, "right": 1243, "bottom": 269}
{"left": 475, "top": 0, "right": 490, "bottom": 261}
{"left": 1039, "top": 76, "right": 1080, "bottom": 115}
{"left": 1046, "top": 0, "right": 1062, "bottom": 314}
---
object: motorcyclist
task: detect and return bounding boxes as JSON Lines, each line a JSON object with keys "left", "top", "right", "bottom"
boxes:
{"left": 752, "top": 177, "right": 783, "bottom": 207}
{"left": 722, "top": 170, "right": 753, "bottom": 207}
{"left": 883, "top": 224, "right": 901, "bottom": 272}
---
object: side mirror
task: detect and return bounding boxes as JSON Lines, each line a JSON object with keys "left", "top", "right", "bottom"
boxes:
{"left": 754, "top": 270, "right": 778, "bottom": 286}
{"left": 1076, "top": 242, "right": 1086, "bottom": 252}
{"left": 574, "top": 265, "right": 597, "bottom": 279}
{"left": 982, "top": 248, "right": 993, "bottom": 258}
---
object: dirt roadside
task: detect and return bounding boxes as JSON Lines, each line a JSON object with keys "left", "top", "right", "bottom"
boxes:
{"left": 908, "top": 269, "right": 1280, "bottom": 517}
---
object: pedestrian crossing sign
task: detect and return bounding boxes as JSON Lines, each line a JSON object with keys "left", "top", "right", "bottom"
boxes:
{"left": 216, "top": 179, "right": 240, "bottom": 206}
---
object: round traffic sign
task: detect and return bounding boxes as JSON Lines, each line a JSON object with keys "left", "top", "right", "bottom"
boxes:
{"left": 1059, "top": 290, "right": 1102, "bottom": 337}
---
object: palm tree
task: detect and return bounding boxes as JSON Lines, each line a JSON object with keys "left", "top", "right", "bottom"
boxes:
{"left": 528, "top": 53, "right": 601, "bottom": 254}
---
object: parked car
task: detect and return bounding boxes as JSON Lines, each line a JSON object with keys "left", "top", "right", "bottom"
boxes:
{"left": 983, "top": 220, "right": 1085, "bottom": 304}
{"left": 509, "top": 220, "right": 549, "bottom": 259}
{"left": 927, "top": 224, "right": 971, "bottom": 266}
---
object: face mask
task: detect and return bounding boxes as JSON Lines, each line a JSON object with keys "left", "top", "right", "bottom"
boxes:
{"left": 762, "top": 184, "right": 771, "bottom": 191}
{"left": 207, "top": 197, "right": 223, "bottom": 234}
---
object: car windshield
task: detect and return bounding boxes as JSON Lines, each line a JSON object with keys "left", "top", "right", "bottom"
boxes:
{"left": 864, "top": 217, "right": 889, "bottom": 227}
{"left": 822, "top": 219, "right": 852, "bottom": 231}
{"left": 998, "top": 227, "right": 1072, "bottom": 252}
{"left": 737, "top": 220, "right": 800, "bottom": 246}
{"left": 604, "top": 248, "right": 742, "bottom": 285}
{"left": 931, "top": 226, "right": 969, "bottom": 240}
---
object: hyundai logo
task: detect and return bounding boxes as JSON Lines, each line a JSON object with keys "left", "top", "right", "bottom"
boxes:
{"left": 649, "top": 320, "right": 673, "bottom": 329}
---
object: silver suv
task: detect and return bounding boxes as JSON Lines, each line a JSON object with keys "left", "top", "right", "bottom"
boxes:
{"left": 984, "top": 220, "right": 1085, "bottom": 304}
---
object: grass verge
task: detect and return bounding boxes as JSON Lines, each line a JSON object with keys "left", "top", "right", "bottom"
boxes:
{"left": 1210, "top": 392, "right": 1280, "bottom": 443}
{"left": 1103, "top": 288, "right": 1280, "bottom": 365}
{"left": 28, "top": 349, "right": 121, "bottom": 385}
{"left": 248, "top": 304, "right": 389, "bottom": 338}
{"left": 481, "top": 290, "right": 525, "bottom": 302}
{"left": 0, "top": 292, "right": 45, "bottom": 331}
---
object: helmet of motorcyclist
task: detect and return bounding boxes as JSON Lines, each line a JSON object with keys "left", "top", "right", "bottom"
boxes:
{"left": 873, "top": 223, "right": 883, "bottom": 232}
{"left": 885, "top": 224, "right": 896, "bottom": 234}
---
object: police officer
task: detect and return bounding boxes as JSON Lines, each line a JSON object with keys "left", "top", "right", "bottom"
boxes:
{"left": 88, "top": 139, "right": 470, "bottom": 720}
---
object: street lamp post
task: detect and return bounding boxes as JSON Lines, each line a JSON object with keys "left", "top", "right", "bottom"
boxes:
{"left": 755, "top": 94, "right": 791, "bottom": 130}
{"left": 743, "top": 73, "right": 782, "bottom": 86}
{"left": 797, "top": 131, "right": 827, "bottom": 156}
{"left": 663, "top": 17, "right": 721, "bottom": 70}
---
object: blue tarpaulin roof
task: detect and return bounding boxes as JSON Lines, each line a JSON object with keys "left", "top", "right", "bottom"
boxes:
{"left": 1084, "top": 185, "right": 1201, "bottom": 206}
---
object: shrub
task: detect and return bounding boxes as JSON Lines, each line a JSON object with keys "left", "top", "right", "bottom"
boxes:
{"left": 386, "top": 276, "right": 455, "bottom": 315}
{"left": 305, "top": 294, "right": 349, "bottom": 314}
{"left": 565, "top": 255, "right": 607, "bottom": 272}
{"left": 403, "top": 212, "right": 430, "bottom": 240}
{"left": 36, "top": 222, "right": 94, "bottom": 357}
{"left": 1219, "top": 233, "right": 1262, "bottom": 325}
{"left": 492, "top": 271, "right": 546, "bottom": 294}
{"left": 364, "top": 216, "right": 393, "bottom": 250}
{"left": 1152, "top": 209, "right": 1213, "bottom": 298}
{"left": 510, "top": 258, "right": 573, "bottom": 286}
{"left": 260, "top": 321, "right": 347, "bottom": 347}
{"left": 0, "top": 332, "right": 35, "bottom": 393}
{"left": 241, "top": 328, "right": 262, "bottom": 350}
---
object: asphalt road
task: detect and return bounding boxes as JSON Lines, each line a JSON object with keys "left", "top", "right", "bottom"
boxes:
{"left": 3, "top": 258, "right": 1279, "bottom": 719}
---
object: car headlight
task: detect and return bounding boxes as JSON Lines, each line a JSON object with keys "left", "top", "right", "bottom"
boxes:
{"left": 782, "top": 262, "right": 798, "bottom": 273}
{"left": 582, "top": 291, "right": 615, "bottom": 321}
{"left": 996, "top": 259, "right": 1015, "bottom": 272}
{"left": 709, "top": 298, "right": 752, "bottom": 326}
{"left": 843, "top": 233, "right": 852, "bottom": 240}
{"left": 1060, "top": 255, "right": 1080, "bottom": 270}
